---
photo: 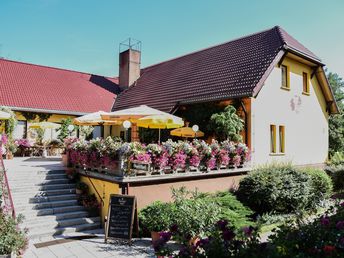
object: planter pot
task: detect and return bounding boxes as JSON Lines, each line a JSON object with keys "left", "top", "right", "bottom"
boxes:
{"left": 61, "top": 154, "right": 68, "bottom": 167}
{"left": 151, "top": 231, "right": 161, "bottom": 244}
{"left": 0, "top": 252, "right": 16, "bottom": 258}
{"left": 5, "top": 152, "right": 13, "bottom": 160}
{"left": 189, "top": 236, "right": 200, "bottom": 246}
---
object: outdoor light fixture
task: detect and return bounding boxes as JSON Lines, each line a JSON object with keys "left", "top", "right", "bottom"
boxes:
{"left": 123, "top": 120, "right": 131, "bottom": 142}
{"left": 192, "top": 125, "right": 199, "bottom": 133}
{"left": 123, "top": 120, "right": 131, "bottom": 129}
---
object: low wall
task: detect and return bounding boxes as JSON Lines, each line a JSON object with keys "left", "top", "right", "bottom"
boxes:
{"left": 79, "top": 175, "right": 120, "bottom": 224}
{"left": 128, "top": 174, "right": 245, "bottom": 209}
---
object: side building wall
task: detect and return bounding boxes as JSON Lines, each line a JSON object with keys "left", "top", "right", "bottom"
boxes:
{"left": 251, "top": 56, "right": 329, "bottom": 166}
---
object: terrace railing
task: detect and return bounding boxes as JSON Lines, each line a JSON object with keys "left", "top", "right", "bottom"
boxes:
{"left": 0, "top": 152, "right": 16, "bottom": 218}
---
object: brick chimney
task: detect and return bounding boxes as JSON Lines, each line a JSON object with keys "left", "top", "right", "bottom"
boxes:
{"left": 119, "top": 39, "right": 141, "bottom": 90}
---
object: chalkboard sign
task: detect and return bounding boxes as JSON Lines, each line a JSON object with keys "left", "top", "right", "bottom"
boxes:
{"left": 105, "top": 194, "right": 137, "bottom": 242}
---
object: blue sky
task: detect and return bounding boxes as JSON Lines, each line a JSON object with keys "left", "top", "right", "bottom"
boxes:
{"left": 1, "top": 0, "right": 344, "bottom": 77}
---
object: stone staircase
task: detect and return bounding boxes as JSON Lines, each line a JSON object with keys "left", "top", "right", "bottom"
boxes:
{"left": 7, "top": 167, "right": 101, "bottom": 240}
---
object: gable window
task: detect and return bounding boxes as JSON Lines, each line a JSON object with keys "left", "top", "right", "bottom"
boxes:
{"left": 270, "top": 125, "right": 276, "bottom": 153}
{"left": 279, "top": 125, "right": 285, "bottom": 153}
{"left": 303, "top": 72, "right": 310, "bottom": 95}
{"left": 281, "top": 65, "right": 289, "bottom": 90}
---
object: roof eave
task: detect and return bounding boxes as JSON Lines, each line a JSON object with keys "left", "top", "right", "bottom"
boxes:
{"left": 283, "top": 45, "right": 324, "bottom": 66}
{"left": 7, "top": 106, "right": 89, "bottom": 116}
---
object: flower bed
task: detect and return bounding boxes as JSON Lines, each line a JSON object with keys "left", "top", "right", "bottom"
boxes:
{"left": 66, "top": 137, "right": 250, "bottom": 177}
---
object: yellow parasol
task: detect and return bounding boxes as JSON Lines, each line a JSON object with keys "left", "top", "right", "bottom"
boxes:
{"left": 170, "top": 126, "right": 204, "bottom": 138}
{"left": 137, "top": 114, "right": 184, "bottom": 142}
{"left": 0, "top": 111, "right": 10, "bottom": 120}
{"left": 29, "top": 122, "right": 60, "bottom": 129}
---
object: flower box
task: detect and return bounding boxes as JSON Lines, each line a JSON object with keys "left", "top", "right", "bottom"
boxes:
{"left": 129, "top": 160, "right": 151, "bottom": 176}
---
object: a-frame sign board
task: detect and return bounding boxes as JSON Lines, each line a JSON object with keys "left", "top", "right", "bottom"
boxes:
{"left": 105, "top": 194, "right": 137, "bottom": 243}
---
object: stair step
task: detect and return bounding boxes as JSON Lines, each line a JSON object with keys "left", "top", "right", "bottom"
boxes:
{"left": 11, "top": 183, "right": 75, "bottom": 192}
{"left": 28, "top": 222, "right": 101, "bottom": 239}
{"left": 18, "top": 205, "right": 86, "bottom": 217}
{"left": 28, "top": 194, "right": 77, "bottom": 203}
{"left": 10, "top": 178, "right": 70, "bottom": 187}
{"left": 24, "top": 211, "right": 89, "bottom": 223}
{"left": 16, "top": 199, "right": 79, "bottom": 211}
{"left": 13, "top": 189, "right": 76, "bottom": 199}
{"left": 25, "top": 217, "right": 100, "bottom": 230}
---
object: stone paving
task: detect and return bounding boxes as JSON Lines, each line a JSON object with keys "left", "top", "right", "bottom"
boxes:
{"left": 24, "top": 237, "right": 155, "bottom": 258}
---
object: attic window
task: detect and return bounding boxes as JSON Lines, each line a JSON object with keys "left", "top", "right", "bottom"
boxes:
{"left": 281, "top": 65, "right": 289, "bottom": 90}
{"left": 303, "top": 72, "right": 310, "bottom": 95}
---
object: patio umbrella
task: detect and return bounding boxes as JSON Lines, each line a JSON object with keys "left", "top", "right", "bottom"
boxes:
{"left": 137, "top": 114, "right": 184, "bottom": 143}
{"left": 73, "top": 111, "right": 121, "bottom": 126}
{"left": 101, "top": 105, "right": 166, "bottom": 122}
{"left": 170, "top": 126, "right": 204, "bottom": 138}
{"left": 0, "top": 111, "right": 10, "bottom": 120}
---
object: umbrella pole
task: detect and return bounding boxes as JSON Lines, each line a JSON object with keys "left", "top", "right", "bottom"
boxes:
{"left": 158, "top": 129, "right": 161, "bottom": 144}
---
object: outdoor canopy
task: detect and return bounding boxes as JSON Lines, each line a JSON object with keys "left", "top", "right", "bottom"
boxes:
{"left": 73, "top": 111, "right": 122, "bottom": 126}
{"left": 170, "top": 126, "right": 204, "bottom": 138}
{"left": 0, "top": 111, "right": 11, "bottom": 120}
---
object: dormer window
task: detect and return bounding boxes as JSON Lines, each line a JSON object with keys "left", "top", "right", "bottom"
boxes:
{"left": 303, "top": 72, "right": 310, "bottom": 95}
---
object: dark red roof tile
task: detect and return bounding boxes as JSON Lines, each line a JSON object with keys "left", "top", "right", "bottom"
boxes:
{"left": 113, "top": 26, "right": 320, "bottom": 112}
{"left": 0, "top": 59, "right": 119, "bottom": 114}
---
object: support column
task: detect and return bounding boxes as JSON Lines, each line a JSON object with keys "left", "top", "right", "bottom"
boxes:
{"left": 131, "top": 124, "right": 140, "bottom": 142}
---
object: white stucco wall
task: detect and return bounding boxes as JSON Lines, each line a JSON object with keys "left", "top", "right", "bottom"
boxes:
{"left": 251, "top": 57, "right": 329, "bottom": 166}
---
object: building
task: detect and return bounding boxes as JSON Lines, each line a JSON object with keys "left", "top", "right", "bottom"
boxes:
{"left": 0, "top": 59, "right": 120, "bottom": 140}
{"left": 113, "top": 26, "right": 338, "bottom": 166}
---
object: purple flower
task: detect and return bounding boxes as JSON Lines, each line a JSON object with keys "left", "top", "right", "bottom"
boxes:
{"left": 217, "top": 220, "right": 228, "bottom": 231}
{"left": 197, "top": 238, "right": 210, "bottom": 247}
{"left": 206, "top": 157, "right": 217, "bottom": 169}
{"left": 336, "top": 221, "right": 344, "bottom": 230}
{"left": 189, "top": 155, "right": 201, "bottom": 167}
{"left": 340, "top": 202, "right": 344, "bottom": 207}
{"left": 320, "top": 215, "right": 330, "bottom": 227}
{"left": 243, "top": 226, "right": 254, "bottom": 237}
{"left": 159, "top": 231, "right": 172, "bottom": 242}
{"left": 222, "top": 229, "right": 235, "bottom": 241}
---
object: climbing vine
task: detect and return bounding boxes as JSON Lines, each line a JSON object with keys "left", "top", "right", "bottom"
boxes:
{"left": 21, "top": 111, "right": 52, "bottom": 122}
{"left": 0, "top": 106, "right": 17, "bottom": 138}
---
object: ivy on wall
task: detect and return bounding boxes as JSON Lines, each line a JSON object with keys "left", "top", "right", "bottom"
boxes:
{"left": 21, "top": 111, "right": 52, "bottom": 122}
{"left": 0, "top": 106, "right": 18, "bottom": 138}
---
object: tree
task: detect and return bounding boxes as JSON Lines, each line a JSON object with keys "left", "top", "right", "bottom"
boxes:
{"left": 328, "top": 72, "right": 344, "bottom": 156}
{"left": 210, "top": 105, "right": 244, "bottom": 141}
{"left": 56, "top": 118, "right": 77, "bottom": 142}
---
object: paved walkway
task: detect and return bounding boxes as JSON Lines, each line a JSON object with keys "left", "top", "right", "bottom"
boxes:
{"left": 4, "top": 157, "right": 155, "bottom": 258}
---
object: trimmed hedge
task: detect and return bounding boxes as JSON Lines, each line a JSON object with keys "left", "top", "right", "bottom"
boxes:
{"left": 236, "top": 164, "right": 332, "bottom": 214}
{"left": 325, "top": 165, "right": 344, "bottom": 191}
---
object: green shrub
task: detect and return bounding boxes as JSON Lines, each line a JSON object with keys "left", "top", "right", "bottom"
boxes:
{"left": 236, "top": 163, "right": 314, "bottom": 214}
{"left": 197, "top": 191, "right": 253, "bottom": 229}
{"left": 0, "top": 213, "right": 27, "bottom": 255}
{"left": 139, "top": 201, "right": 173, "bottom": 232}
{"left": 325, "top": 165, "right": 344, "bottom": 191}
{"left": 300, "top": 168, "right": 333, "bottom": 203}
{"left": 329, "top": 151, "right": 344, "bottom": 166}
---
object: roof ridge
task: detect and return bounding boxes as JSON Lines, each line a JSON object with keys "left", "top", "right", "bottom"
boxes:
{"left": 0, "top": 58, "right": 118, "bottom": 79}
{"left": 141, "top": 26, "right": 278, "bottom": 71}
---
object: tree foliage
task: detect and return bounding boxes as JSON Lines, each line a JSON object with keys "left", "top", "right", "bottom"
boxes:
{"left": 56, "top": 118, "right": 77, "bottom": 142}
{"left": 328, "top": 72, "right": 344, "bottom": 156}
{"left": 210, "top": 105, "right": 244, "bottom": 141}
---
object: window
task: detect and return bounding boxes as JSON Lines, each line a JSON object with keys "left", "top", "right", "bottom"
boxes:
{"left": 279, "top": 126, "right": 285, "bottom": 153}
{"left": 303, "top": 72, "right": 309, "bottom": 94}
{"left": 270, "top": 125, "right": 276, "bottom": 153}
{"left": 281, "top": 65, "right": 289, "bottom": 89}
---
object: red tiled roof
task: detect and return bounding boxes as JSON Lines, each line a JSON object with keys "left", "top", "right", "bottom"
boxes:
{"left": 112, "top": 26, "right": 321, "bottom": 112}
{"left": 0, "top": 59, "right": 119, "bottom": 114}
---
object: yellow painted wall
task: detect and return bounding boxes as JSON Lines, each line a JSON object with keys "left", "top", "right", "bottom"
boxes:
{"left": 251, "top": 56, "right": 329, "bottom": 165}
{"left": 14, "top": 112, "right": 76, "bottom": 123}
{"left": 79, "top": 175, "right": 120, "bottom": 224}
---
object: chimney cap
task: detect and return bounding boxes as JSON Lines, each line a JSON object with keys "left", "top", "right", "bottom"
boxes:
{"left": 119, "top": 38, "right": 141, "bottom": 53}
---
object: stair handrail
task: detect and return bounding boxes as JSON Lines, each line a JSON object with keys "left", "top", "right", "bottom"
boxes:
{"left": 0, "top": 149, "right": 16, "bottom": 219}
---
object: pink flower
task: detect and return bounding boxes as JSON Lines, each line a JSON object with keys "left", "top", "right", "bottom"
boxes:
{"left": 173, "top": 151, "right": 187, "bottom": 169}
{"left": 189, "top": 155, "right": 200, "bottom": 167}
{"left": 207, "top": 157, "right": 217, "bottom": 169}
{"left": 232, "top": 155, "right": 241, "bottom": 167}
{"left": 136, "top": 153, "right": 152, "bottom": 163}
